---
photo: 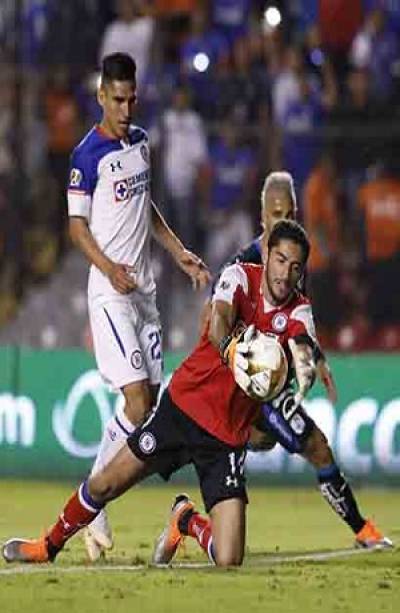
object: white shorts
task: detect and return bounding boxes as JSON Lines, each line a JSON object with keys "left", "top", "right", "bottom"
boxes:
{"left": 88, "top": 292, "right": 162, "bottom": 390}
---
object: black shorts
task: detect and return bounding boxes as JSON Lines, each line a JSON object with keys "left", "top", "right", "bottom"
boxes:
{"left": 127, "top": 390, "right": 248, "bottom": 513}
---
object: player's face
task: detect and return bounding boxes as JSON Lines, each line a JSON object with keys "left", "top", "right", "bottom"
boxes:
{"left": 264, "top": 239, "right": 304, "bottom": 305}
{"left": 262, "top": 189, "right": 295, "bottom": 237}
{"left": 98, "top": 80, "right": 137, "bottom": 140}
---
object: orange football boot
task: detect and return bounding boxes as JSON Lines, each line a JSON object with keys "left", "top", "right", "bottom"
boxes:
{"left": 152, "top": 493, "right": 195, "bottom": 565}
{"left": 355, "top": 519, "right": 393, "bottom": 550}
{"left": 2, "top": 536, "right": 50, "bottom": 563}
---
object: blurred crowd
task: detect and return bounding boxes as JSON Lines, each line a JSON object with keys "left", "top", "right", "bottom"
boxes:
{"left": 1, "top": 0, "right": 400, "bottom": 352}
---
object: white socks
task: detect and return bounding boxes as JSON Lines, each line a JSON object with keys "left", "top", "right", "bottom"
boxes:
{"left": 90, "top": 403, "right": 135, "bottom": 476}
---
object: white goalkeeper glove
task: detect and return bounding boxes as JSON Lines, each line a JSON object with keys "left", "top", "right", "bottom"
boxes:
{"left": 288, "top": 338, "right": 316, "bottom": 406}
{"left": 220, "top": 325, "right": 271, "bottom": 400}
{"left": 220, "top": 325, "right": 256, "bottom": 396}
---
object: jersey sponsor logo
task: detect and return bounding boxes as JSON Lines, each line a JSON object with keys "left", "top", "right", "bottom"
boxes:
{"left": 272, "top": 312, "right": 288, "bottom": 332}
{"left": 110, "top": 160, "right": 123, "bottom": 172}
{"left": 138, "top": 431, "right": 156, "bottom": 454}
{"left": 130, "top": 350, "right": 144, "bottom": 370}
{"left": 69, "top": 168, "right": 83, "bottom": 187}
{"left": 219, "top": 280, "right": 230, "bottom": 291}
{"left": 113, "top": 170, "right": 150, "bottom": 203}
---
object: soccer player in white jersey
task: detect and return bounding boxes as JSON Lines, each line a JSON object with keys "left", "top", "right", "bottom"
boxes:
{"left": 67, "top": 53, "right": 210, "bottom": 560}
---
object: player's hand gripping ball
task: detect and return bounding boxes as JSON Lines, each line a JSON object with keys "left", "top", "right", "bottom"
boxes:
{"left": 245, "top": 330, "right": 288, "bottom": 401}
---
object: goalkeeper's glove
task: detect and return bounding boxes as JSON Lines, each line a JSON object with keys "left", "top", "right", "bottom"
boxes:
{"left": 220, "top": 325, "right": 254, "bottom": 395}
{"left": 288, "top": 338, "right": 316, "bottom": 406}
{"left": 220, "top": 326, "right": 271, "bottom": 400}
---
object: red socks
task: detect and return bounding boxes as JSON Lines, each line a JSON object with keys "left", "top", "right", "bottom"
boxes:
{"left": 48, "top": 483, "right": 101, "bottom": 551}
{"left": 187, "top": 513, "right": 215, "bottom": 563}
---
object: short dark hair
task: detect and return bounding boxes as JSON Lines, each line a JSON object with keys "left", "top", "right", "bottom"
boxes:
{"left": 101, "top": 53, "right": 136, "bottom": 85}
{"left": 268, "top": 220, "right": 310, "bottom": 264}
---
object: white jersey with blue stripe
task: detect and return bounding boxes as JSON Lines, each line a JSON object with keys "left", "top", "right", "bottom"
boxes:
{"left": 67, "top": 124, "right": 156, "bottom": 299}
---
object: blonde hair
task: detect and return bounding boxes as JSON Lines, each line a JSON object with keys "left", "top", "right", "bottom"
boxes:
{"left": 261, "top": 171, "right": 297, "bottom": 213}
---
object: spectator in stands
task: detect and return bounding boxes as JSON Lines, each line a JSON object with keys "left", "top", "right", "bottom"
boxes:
{"left": 154, "top": 0, "right": 198, "bottom": 17}
{"left": 179, "top": 4, "right": 229, "bottom": 115}
{"left": 153, "top": 84, "right": 208, "bottom": 251}
{"left": 23, "top": 173, "right": 59, "bottom": 283}
{"left": 271, "top": 45, "right": 319, "bottom": 128}
{"left": 44, "top": 66, "right": 81, "bottom": 254}
{"left": 351, "top": 8, "right": 400, "bottom": 101}
{"left": 303, "top": 153, "right": 340, "bottom": 329}
{"left": 203, "top": 120, "right": 257, "bottom": 272}
{"left": 210, "top": 0, "right": 252, "bottom": 49}
{"left": 41, "top": 0, "right": 106, "bottom": 71}
{"left": 278, "top": 72, "right": 324, "bottom": 205}
{"left": 357, "top": 162, "right": 400, "bottom": 325}
{"left": 327, "top": 67, "right": 385, "bottom": 210}
{"left": 204, "top": 34, "right": 268, "bottom": 123}
{"left": 230, "top": 34, "right": 269, "bottom": 125}
{"left": 99, "top": 0, "right": 155, "bottom": 91}
{"left": 20, "top": 0, "right": 51, "bottom": 69}
{"left": 317, "top": 0, "right": 363, "bottom": 80}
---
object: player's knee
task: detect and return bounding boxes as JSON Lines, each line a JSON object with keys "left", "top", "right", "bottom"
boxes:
{"left": 248, "top": 426, "right": 277, "bottom": 452}
{"left": 214, "top": 549, "right": 243, "bottom": 567}
{"left": 88, "top": 473, "right": 117, "bottom": 504}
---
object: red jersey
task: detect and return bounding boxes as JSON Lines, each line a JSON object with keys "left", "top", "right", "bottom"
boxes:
{"left": 169, "top": 264, "right": 316, "bottom": 447}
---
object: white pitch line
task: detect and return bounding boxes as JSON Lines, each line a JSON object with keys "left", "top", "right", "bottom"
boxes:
{"left": 0, "top": 547, "right": 381, "bottom": 576}
{"left": 248, "top": 547, "right": 381, "bottom": 565}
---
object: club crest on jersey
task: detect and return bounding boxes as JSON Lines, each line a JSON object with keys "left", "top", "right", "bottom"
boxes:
{"left": 131, "top": 349, "right": 144, "bottom": 370}
{"left": 110, "top": 160, "right": 123, "bottom": 172}
{"left": 138, "top": 432, "right": 156, "bottom": 454}
{"left": 114, "top": 180, "right": 129, "bottom": 202}
{"left": 140, "top": 144, "right": 149, "bottom": 162}
{"left": 69, "top": 168, "right": 82, "bottom": 187}
{"left": 272, "top": 312, "right": 288, "bottom": 332}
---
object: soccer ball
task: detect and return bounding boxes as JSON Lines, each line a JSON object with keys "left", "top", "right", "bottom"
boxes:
{"left": 246, "top": 331, "right": 288, "bottom": 401}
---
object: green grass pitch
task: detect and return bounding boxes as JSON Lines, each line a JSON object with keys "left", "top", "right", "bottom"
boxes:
{"left": 0, "top": 481, "right": 398, "bottom": 613}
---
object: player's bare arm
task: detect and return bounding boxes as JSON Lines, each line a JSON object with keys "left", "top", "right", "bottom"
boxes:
{"left": 208, "top": 299, "right": 236, "bottom": 349}
{"left": 150, "top": 201, "right": 211, "bottom": 289}
{"left": 69, "top": 216, "right": 137, "bottom": 294}
{"left": 199, "top": 298, "right": 212, "bottom": 337}
{"left": 316, "top": 356, "right": 337, "bottom": 403}
{"left": 208, "top": 298, "right": 258, "bottom": 396}
{"left": 288, "top": 338, "right": 316, "bottom": 404}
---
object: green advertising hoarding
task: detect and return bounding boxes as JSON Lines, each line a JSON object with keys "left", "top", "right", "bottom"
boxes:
{"left": 0, "top": 346, "right": 399, "bottom": 483}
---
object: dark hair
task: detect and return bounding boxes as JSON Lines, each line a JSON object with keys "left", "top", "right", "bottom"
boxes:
{"left": 268, "top": 220, "right": 310, "bottom": 264}
{"left": 101, "top": 53, "right": 136, "bottom": 85}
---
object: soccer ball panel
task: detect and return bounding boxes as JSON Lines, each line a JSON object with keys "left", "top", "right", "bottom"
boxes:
{"left": 247, "top": 332, "right": 288, "bottom": 401}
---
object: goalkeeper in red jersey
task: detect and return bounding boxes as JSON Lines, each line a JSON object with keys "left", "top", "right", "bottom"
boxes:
{"left": 3, "top": 220, "right": 391, "bottom": 568}
{"left": 197, "top": 171, "right": 392, "bottom": 551}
